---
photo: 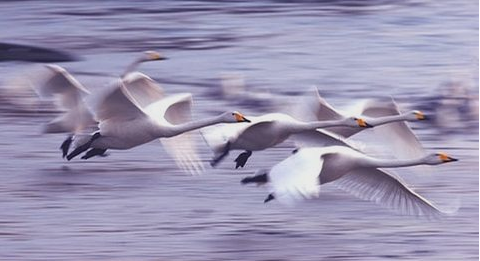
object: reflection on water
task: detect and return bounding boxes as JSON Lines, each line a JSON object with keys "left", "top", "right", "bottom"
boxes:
{"left": 0, "top": 0, "right": 478, "bottom": 260}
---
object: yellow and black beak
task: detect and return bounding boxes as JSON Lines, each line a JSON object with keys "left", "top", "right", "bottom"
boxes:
{"left": 147, "top": 51, "right": 168, "bottom": 61}
{"left": 234, "top": 112, "right": 251, "bottom": 123}
{"left": 414, "top": 110, "right": 426, "bottom": 120}
{"left": 438, "top": 153, "right": 458, "bottom": 162}
{"left": 356, "top": 118, "right": 373, "bottom": 128}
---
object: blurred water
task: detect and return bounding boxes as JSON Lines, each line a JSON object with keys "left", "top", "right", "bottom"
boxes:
{"left": 0, "top": 0, "right": 478, "bottom": 260}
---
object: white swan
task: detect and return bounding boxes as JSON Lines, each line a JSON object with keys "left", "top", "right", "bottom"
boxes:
{"left": 201, "top": 112, "right": 372, "bottom": 168}
{"left": 27, "top": 51, "right": 167, "bottom": 157}
{"left": 294, "top": 88, "right": 427, "bottom": 158}
{"left": 66, "top": 78, "right": 251, "bottom": 173}
{"left": 241, "top": 146, "right": 458, "bottom": 217}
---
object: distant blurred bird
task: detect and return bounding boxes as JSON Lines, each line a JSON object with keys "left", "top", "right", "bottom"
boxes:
{"left": 66, "top": 78, "right": 251, "bottom": 174}
{"left": 216, "top": 73, "right": 291, "bottom": 112}
{"left": 292, "top": 88, "right": 427, "bottom": 160}
{"left": 0, "top": 42, "right": 78, "bottom": 63}
{"left": 242, "top": 146, "right": 458, "bottom": 217}
{"left": 26, "top": 51, "right": 167, "bottom": 157}
{"left": 201, "top": 112, "right": 372, "bottom": 168}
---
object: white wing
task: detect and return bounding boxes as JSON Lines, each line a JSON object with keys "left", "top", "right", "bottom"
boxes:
{"left": 27, "top": 65, "right": 95, "bottom": 133}
{"left": 268, "top": 148, "right": 324, "bottom": 204}
{"left": 361, "top": 98, "right": 426, "bottom": 160}
{"left": 32, "top": 64, "right": 90, "bottom": 109}
{"left": 291, "top": 128, "right": 356, "bottom": 148}
{"left": 91, "top": 79, "right": 147, "bottom": 123}
{"left": 333, "top": 168, "right": 448, "bottom": 217}
{"left": 123, "top": 72, "right": 164, "bottom": 108}
{"left": 144, "top": 93, "right": 204, "bottom": 175}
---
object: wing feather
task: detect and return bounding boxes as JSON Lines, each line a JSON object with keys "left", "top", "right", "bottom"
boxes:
{"left": 333, "top": 168, "right": 447, "bottom": 217}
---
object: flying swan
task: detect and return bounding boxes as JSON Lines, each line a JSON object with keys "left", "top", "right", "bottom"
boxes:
{"left": 27, "top": 51, "right": 167, "bottom": 157}
{"left": 242, "top": 146, "right": 458, "bottom": 217}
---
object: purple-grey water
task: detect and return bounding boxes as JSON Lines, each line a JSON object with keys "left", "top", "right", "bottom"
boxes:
{"left": 0, "top": 1, "right": 478, "bottom": 260}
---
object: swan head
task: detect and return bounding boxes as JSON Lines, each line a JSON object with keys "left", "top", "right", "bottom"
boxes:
{"left": 348, "top": 117, "right": 373, "bottom": 128}
{"left": 423, "top": 152, "right": 458, "bottom": 165}
{"left": 221, "top": 111, "right": 251, "bottom": 123}
{"left": 405, "top": 110, "right": 427, "bottom": 121}
{"left": 140, "top": 51, "right": 168, "bottom": 62}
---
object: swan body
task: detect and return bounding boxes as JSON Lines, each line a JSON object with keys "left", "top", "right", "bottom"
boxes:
{"left": 201, "top": 112, "right": 370, "bottom": 168}
{"left": 242, "top": 146, "right": 458, "bottom": 217}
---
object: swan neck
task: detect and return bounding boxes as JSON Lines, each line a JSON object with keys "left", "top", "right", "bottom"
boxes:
{"left": 121, "top": 58, "right": 142, "bottom": 78}
{"left": 364, "top": 156, "right": 426, "bottom": 168}
{"left": 292, "top": 120, "right": 349, "bottom": 132}
{"left": 167, "top": 115, "right": 223, "bottom": 137}
{"left": 368, "top": 114, "right": 407, "bottom": 126}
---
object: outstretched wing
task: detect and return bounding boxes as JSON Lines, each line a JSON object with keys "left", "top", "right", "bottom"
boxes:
{"left": 91, "top": 79, "right": 146, "bottom": 123}
{"left": 32, "top": 64, "right": 90, "bottom": 110}
{"left": 123, "top": 72, "right": 164, "bottom": 108}
{"left": 291, "top": 128, "right": 355, "bottom": 148}
{"left": 144, "top": 93, "right": 204, "bottom": 175}
{"left": 268, "top": 148, "right": 324, "bottom": 204}
{"left": 333, "top": 168, "right": 449, "bottom": 217}
{"left": 361, "top": 98, "right": 426, "bottom": 160}
{"left": 27, "top": 65, "right": 95, "bottom": 133}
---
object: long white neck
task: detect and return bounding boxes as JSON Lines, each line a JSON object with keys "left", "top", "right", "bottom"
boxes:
{"left": 163, "top": 115, "right": 226, "bottom": 137}
{"left": 121, "top": 57, "right": 143, "bottom": 78}
{"left": 362, "top": 155, "right": 428, "bottom": 168}
{"left": 290, "top": 119, "right": 354, "bottom": 133}
{"left": 367, "top": 113, "right": 410, "bottom": 126}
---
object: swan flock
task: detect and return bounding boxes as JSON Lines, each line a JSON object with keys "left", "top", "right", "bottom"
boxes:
{"left": 20, "top": 50, "right": 459, "bottom": 217}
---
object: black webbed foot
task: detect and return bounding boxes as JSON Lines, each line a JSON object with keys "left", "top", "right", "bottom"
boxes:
{"left": 81, "top": 148, "right": 107, "bottom": 160}
{"left": 241, "top": 173, "right": 268, "bottom": 185}
{"left": 264, "top": 193, "right": 275, "bottom": 203}
{"left": 66, "top": 132, "right": 101, "bottom": 161}
{"left": 234, "top": 150, "right": 252, "bottom": 169}
{"left": 60, "top": 135, "right": 73, "bottom": 158}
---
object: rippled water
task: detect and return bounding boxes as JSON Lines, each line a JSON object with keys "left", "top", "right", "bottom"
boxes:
{"left": 0, "top": 1, "right": 478, "bottom": 260}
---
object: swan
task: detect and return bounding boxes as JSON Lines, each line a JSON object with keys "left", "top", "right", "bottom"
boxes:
{"left": 27, "top": 51, "right": 167, "bottom": 157}
{"left": 65, "top": 78, "right": 251, "bottom": 173}
{"left": 201, "top": 112, "right": 372, "bottom": 168}
{"left": 241, "top": 146, "right": 458, "bottom": 217}
{"left": 294, "top": 87, "right": 427, "bottom": 158}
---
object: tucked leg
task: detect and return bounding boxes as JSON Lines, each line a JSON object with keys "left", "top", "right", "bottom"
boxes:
{"left": 264, "top": 193, "right": 275, "bottom": 203}
{"left": 60, "top": 135, "right": 73, "bottom": 158}
{"left": 234, "top": 150, "right": 252, "bottom": 169}
{"left": 210, "top": 142, "right": 230, "bottom": 167}
{"left": 241, "top": 173, "right": 268, "bottom": 185}
{"left": 81, "top": 148, "right": 107, "bottom": 160}
{"left": 66, "top": 132, "right": 101, "bottom": 161}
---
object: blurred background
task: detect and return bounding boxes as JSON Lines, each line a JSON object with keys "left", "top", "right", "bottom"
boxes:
{"left": 0, "top": 0, "right": 478, "bottom": 260}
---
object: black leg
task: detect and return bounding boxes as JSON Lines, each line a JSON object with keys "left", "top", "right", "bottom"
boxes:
{"left": 264, "top": 193, "right": 275, "bottom": 203}
{"left": 81, "top": 148, "right": 107, "bottom": 160}
{"left": 234, "top": 150, "right": 252, "bottom": 169}
{"left": 60, "top": 135, "right": 73, "bottom": 158}
{"left": 66, "top": 132, "right": 101, "bottom": 161}
{"left": 210, "top": 142, "right": 230, "bottom": 167}
{"left": 241, "top": 173, "right": 268, "bottom": 185}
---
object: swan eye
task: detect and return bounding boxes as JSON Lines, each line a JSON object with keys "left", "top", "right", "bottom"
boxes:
{"left": 232, "top": 113, "right": 235, "bottom": 116}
